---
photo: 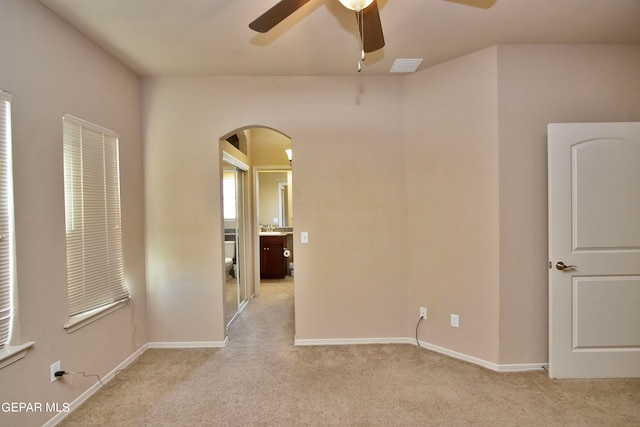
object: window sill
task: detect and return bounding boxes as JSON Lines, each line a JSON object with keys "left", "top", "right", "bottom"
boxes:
{"left": 0, "top": 341, "right": 36, "bottom": 370}
{"left": 63, "top": 298, "right": 129, "bottom": 333}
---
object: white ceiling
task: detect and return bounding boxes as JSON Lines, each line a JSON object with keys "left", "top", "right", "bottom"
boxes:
{"left": 37, "top": 0, "right": 640, "bottom": 77}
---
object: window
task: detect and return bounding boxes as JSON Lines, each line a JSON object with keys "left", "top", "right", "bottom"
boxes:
{"left": 0, "top": 90, "right": 16, "bottom": 349}
{"left": 63, "top": 115, "right": 128, "bottom": 322}
{"left": 223, "top": 170, "right": 238, "bottom": 219}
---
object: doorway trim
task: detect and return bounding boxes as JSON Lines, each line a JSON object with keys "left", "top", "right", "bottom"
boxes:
{"left": 222, "top": 151, "right": 249, "bottom": 171}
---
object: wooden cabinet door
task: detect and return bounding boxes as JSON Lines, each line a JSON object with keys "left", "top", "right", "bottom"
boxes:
{"left": 260, "top": 236, "right": 287, "bottom": 279}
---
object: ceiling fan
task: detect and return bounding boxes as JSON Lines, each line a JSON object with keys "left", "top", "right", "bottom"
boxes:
{"left": 250, "top": 0, "right": 385, "bottom": 54}
{"left": 249, "top": 0, "right": 496, "bottom": 70}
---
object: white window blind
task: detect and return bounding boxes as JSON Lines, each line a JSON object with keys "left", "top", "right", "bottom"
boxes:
{"left": 63, "top": 115, "right": 128, "bottom": 317}
{"left": 0, "top": 91, "right": 15, "bottom": 349}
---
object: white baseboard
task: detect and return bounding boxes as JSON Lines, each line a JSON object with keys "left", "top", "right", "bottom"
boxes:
{"left": 496, "top": 363, "right": 548, "bottom": 372}
{"left": 418, "top": 338, "right": 547, "bottom": 372}
{"left": 415, "top": 339, "right": 546, "bottom": 372}
{"left": 146, "top": 339, "right": 228, "bottom": 349}
{"left": 44, "top": 344, "right": 147, "bottom": 427}
{"left": 295, "top": 337, "right": 409, "bottom": 346}
{"left": 296, "top": 336, "right": 546, "bottom": 373}
{"left": 415, "top": 338, "right": 502, "bottom": 371}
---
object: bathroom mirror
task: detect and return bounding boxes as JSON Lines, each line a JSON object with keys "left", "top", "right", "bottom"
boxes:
{"left": 257, "top": 169, "right": 293, "bottom": 228}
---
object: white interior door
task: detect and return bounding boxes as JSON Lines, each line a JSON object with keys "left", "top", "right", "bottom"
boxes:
{"left": 548, "top": 122, "right": 640, "bottom": 378}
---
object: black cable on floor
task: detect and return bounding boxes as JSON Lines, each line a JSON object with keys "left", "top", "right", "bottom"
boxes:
{"left": 416, "top": 316, "right": 424, "bottom": 348}
{"left": 56, "top": 371, "right": 105, "bottom": 387}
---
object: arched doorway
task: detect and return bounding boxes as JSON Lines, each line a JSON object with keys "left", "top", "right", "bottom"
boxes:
{"left": 219, "top": 126, "right": 293, "bottom": 329}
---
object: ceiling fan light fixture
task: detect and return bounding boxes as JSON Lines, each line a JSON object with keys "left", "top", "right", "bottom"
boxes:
{"left": 338, "top": 0, "right": 374, "bottom": 12}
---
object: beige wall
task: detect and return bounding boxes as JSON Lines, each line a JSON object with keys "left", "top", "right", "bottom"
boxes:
{"left": 0, "top": 1, "right": 146, "bottom": 426}
{"left": 144, "top": 45, "right": 640, "bottom": 361}
{"left": 404, "top": 47, "right": 501, "bottom": 362}
{"left": 496, "top": 45, "right": 640, "bottom": 363}
{"left": 404, "top": 44, "right": 640, "bottom": 365}
{"left": 143, "top": 76, "right": 408, "bottom": 343}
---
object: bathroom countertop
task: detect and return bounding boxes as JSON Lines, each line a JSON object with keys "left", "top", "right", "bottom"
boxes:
{"left": 259, "top": 231, "right": 293, "bottom": 236}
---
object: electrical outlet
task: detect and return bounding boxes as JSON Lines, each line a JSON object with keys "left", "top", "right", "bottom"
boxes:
{"left": 420, "top": 307, "right": 427, "bottom": 319}
{"left": 450, "top": 314, "right": 459, "bottom": 328}
{"left": 50, "top": 361, "right": 61, "bottom": 383}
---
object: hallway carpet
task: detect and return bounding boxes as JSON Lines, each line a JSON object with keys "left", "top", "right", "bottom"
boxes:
{"left": 60, "top": 279, "right": 640, "bottom": 426}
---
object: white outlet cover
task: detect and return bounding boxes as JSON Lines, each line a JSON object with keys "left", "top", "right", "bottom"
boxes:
{"left": 451, "top": 314, "right": 459, "bottom": 328}
{"left": 50, "top": 360, "right": 61, "bottom": 382}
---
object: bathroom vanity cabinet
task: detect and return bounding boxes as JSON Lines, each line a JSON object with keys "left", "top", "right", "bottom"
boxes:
{"left": 260, "top": 235, "right": 287, "bottom": 279}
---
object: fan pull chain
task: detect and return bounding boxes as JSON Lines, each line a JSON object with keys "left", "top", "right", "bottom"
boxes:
{"left": 357, "top": 8, "right": 365, "bottom": 72}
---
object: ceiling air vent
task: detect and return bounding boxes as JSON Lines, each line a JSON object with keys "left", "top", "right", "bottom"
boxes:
{"left": 390, "top": 58, "right": 423, "bottom": 73}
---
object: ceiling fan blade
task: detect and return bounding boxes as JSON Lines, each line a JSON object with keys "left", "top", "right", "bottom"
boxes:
{"left": 443, "top": 0, "right": 497, "bottom": 9}
{"left": 249, "top": 0, "right": 315, "bottom": 33}
{"left": 362, "top": 0, "right": 385, "bottom": 53}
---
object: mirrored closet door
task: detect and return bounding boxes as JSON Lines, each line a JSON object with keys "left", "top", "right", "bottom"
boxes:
{"left": 222, "top": 161, "right": 247, "bottom": 325}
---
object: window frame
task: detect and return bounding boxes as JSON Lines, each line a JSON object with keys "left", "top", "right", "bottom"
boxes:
{"left": 62, "top": 114, "right": 129, "bottom": 332}
{"left": 0, "top": 90, "right": 34, "bottom": 369}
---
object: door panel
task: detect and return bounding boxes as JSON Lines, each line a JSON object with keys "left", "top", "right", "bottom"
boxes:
{"left": 573, "top": 139, "right": 640, "bottom": 249}
{"left": 548, "top": 122, "right": 640, "bottom": 378}
{"left": 573, "top": 276, "right": 640, "bottom": 348}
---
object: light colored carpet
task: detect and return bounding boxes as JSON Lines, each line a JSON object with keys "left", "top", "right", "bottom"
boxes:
{"left": 60, "top": 279, "right": 640, "bottom": 426}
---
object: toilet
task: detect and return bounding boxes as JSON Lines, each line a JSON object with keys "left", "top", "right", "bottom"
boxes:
{"left": 224, "top": 241, "right": 235, "bottom": 281}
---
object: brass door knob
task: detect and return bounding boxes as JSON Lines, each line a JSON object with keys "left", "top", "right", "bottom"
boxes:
{"left": 556, "top": 261, "right": 577, "bottom": 271}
